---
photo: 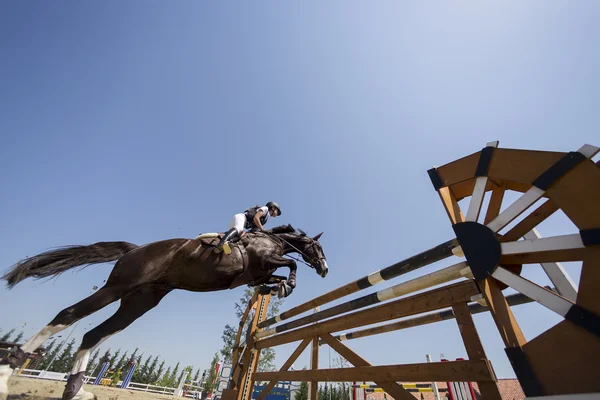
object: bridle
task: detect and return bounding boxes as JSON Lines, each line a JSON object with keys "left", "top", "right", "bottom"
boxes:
{"left": 267, "top": 232, "right": 325, "bottom": 269}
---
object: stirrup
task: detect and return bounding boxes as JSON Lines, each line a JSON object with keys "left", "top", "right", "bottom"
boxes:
{"left": 214, "top": 241, "right": 232, "bottom": 255}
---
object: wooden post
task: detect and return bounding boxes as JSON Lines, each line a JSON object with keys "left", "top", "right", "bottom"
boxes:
{"left": 238, "top": 294, "right": 271, "bottom": 400}
{"left": 452, "top": 302, "right": 502, "bottom": 400}
{"left": 309, "top": 336, "right": 319, "bottom": 400}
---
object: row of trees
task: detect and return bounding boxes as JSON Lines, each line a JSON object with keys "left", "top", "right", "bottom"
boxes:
{"left": 294, "top": 382, "right": 352, "bottom": 400}
{"left": 1, "top": 327, "right": 205, "bottom": 389}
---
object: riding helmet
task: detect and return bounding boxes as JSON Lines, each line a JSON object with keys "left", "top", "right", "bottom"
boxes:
{"left": 266, "top": 201, "right": 281, "bottom": 215}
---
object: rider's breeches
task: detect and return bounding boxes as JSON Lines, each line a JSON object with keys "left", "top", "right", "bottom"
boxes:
{"left": 230, "top": 213, "right": 246, "bottom": 235}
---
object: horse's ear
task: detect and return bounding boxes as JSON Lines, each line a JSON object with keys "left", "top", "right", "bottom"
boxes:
{"left": 298, "top": 228, "right": 307, "bottom": 236}
{"left": 313, "top": 232, "right": 323, "bottom": 241}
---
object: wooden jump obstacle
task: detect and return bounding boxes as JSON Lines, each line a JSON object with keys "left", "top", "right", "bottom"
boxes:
{"left": 222, "top": 141, "right": 600, "bottom": 400}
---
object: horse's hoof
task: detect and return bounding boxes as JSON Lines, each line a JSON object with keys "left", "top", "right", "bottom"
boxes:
{"left": 278, "top": 282, "right": 293, "bottom": 298}
{"left": 0, "top": 365, "right": 13, "bottom": 400}
{"left": 67, "top": 387, "right": 97, "bottom": 400}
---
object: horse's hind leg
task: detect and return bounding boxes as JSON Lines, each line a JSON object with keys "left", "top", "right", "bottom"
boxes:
{"left": 0, "top": 284, "right": 127, "bottom": 399}
{"left": 63, "top": 286, "right": 171, "bottom": 400}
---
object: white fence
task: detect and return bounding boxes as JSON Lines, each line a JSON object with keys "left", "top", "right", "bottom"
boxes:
{"left": 14, "top": 368, "right": 204, "bottom": 398}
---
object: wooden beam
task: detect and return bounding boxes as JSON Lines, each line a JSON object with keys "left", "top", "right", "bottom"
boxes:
{"left": 231, "top": 293, "right": 259, "bottom": 379}
{"left": 310, "top": 337, "right": 319, "bottom": 400}
{"left": 500, "top": 248, "right": 585, "bottom": 265}
{"left": 320, "top": 333, "right": 414, "bottom": 400}
{"left": 238, "top": 295, "right": 270, "bottom": 400}
{"left": 324, "top": 290, "right": 538, "bottom": 345}
{"left": 252, "top": 359, "right": 496, "bottom": 383}
{"left": 256, "top": 338, "right": 311, "bottom": 400}
{"left": 255, "top": 281, "right": 479, "bottom": 350}
{"left": 484, "top": 180, "right": 507, "bottom": 225}
{"left": 545, "top": 158, "right": 600, "bottom": 230}
{"left": 478, "top": 278, "right": 527, "bottom": 348}
{"left": 438, "top": 186, "right": 466, "bottom": 225}
{"left": 452, "top": 302, "right": 502, "bottom": 400}
{"left": 500, "top": 199, "right": 558, "bottom": 242}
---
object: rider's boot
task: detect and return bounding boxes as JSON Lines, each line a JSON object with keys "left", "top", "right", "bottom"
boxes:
{"left": 214, "top": 228, "right": 238, "bottom": 255}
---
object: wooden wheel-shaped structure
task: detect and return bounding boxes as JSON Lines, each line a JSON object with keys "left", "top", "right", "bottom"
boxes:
{"left": 427, "top": 141, "right": 600, "bottom": 396}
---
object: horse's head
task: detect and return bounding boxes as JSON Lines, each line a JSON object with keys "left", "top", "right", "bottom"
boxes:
{"left": 294, "top": 229, "right": 329, "bottom": 278}
{"left": 269, "top": 225, "right": 329, "bottom": 278}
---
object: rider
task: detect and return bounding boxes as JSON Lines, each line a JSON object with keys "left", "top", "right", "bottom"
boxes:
{"left": 214, "top": 201, "right": 282, "bottom": 254}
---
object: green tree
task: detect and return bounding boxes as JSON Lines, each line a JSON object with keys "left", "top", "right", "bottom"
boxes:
{"left": 193, "top": 367, "right": 201, "bottom": 383}
{"left": 204, "top": 353, "right": 220, "bottom": 395}
{"left": 0, "top": 328, "right": 15, "bottom": 342}
{"left": 295, "top": 381, "right": 309, "bottom": 400}
{"left": 108, "top": 349, "right": 121, "bottom": 370}
{"left": 114, "top": 351, "right": 129, "bottom": 374}
{"left": 13, "top": 331, "right": 24, "bottom": 344}
{"left": 152, "top": 360, "right": 166, "bottom": 384}
{"left": 159, "top": 366, "right": 172, "bottom": 387}
{"left": 39, "top": 339, "right": 62, "bottom": 370}
{"left": 51, "top": 338, "right": 77, "bottom": 372}
{"left": 86, "top": 348, "right": 101, "bottom": 375}
{"left": 168, "top": 362, "right": 180, "bottom": 387}
{"left": 135, "top": 354, "right": 153, "bottom": 383}
{"left": 143, "top": 356, "right": 159, "bottom": 384}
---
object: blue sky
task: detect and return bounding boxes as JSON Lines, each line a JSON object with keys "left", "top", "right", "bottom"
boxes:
{"left": 1, "top": 0, "right": 599, "bottom": 382}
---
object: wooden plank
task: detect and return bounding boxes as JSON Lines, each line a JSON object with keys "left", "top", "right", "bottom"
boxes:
{"left": 523, "top": 229, "right": 578, "bottom": 302}
{"left": 255, "top": 281, "right": 480, "bottom": 350}
{"left": 435, "top": 151, "right": 481, "bottom": 188}
{"left": 466, "top": 177, "right": 488, "bottom": 222}
{"left": 320, "top": 333, "right": 415, "bottom": 400}
{"left": 252, "top": 359, "right": 496, "bottom": 383}
{"left": 231, "top": 293, "right": 259, "bottom": 378}
{"left": 484, "top": 180, "right": 507, "bottom": 225}
{"left": 452, "top": 302, "right": 503, "bottom": 400}
{"left": 522, "top": 320, "right": 600, "bottom": 395}
{"left": 309, "top": 337, "right": 318, "bottom": 400}
{"left": 438, "top": 186, "right": 466, "bottom": 224}
{"left": 325, "top": 291, "right": 537, "bottom": 345}
{"left": 491, "top": 267, "right": 573, "bottom": 317}
{"left": 486, "top": 148, "right": 566, "bottom": 186}
{"left": 577, "top": 247, "right": 600, "bottom": 316}
{"left": 500, "top": 199, "right": 559, "bottom": 243}
{"left": 545, "top": 158, "right": 600, "bottom": 230}
{"left": 500, "top": 248, "right": 585, "bottom": 265}
{"left": 479, "top": 278, "right": 527, "bottom": 348}
{"left": 487, "top": 187, "right": 545, "bottom": 233}
{"left": 255, "top": 338, "right": 311, "bottom": 400}
{"left": 238, "top": 295, "right": 270, "bottom": 400}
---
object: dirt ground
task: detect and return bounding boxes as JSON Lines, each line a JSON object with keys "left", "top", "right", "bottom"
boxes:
{"left": 7, "top": 376, "right": 185, "bottom": 399}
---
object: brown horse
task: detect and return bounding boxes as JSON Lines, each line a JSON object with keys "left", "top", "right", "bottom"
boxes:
{"left": 0, "top": 224, "right": 328, "bottom": 400}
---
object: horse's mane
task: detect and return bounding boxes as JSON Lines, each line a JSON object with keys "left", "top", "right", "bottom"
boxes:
{"left": 268, "top": 224, "right": 298, "bottom": 234}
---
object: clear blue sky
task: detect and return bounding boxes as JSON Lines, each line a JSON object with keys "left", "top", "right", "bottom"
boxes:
{"left": 1, "top": 0, "right": 599, "bottom": 382}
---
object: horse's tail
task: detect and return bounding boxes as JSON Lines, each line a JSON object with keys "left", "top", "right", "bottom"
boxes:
{"left": 2, "top": 241, "right": 138, "bottom": 289}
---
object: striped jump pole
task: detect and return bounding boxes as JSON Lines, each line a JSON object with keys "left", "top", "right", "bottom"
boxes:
{"left": 258, "top": 238, "right": 460, "bottom": 329}
{"left": 256, "top": 261, "right": 469, "bottom": 339}
{"left": 322, "top": 288, "right": 542, "bottom": 345}
{"left": 93, "top": 361, "right": 110, "bottom": 385}
{"left": 121, "top": 359, "right": 137, "bottom": 389}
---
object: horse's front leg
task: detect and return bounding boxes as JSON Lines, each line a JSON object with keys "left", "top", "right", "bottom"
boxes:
{"left": 262, "top": 256, "right": 297, "bottom": 298}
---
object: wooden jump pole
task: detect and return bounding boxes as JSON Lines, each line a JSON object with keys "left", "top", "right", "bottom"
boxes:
{"left": 256, "top": 261, "right": 470, "bottom": 339}
{"left": 320, "top": 289, "right": 544, "bottom": 345}
{"left": 258, "top": 237, "right": 460, "bottom": 328}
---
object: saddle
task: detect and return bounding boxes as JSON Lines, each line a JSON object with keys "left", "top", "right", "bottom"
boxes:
{"left": 194, "top": 230, "right": 246, "bottom": 245}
